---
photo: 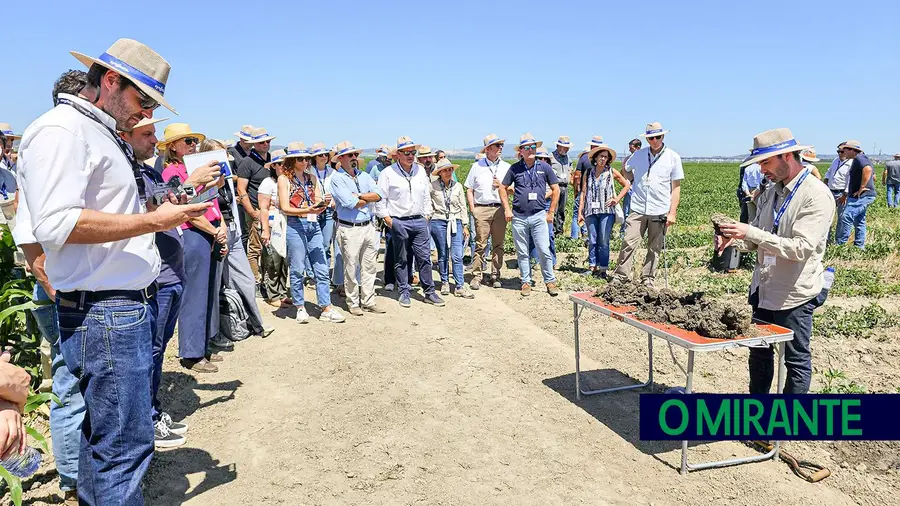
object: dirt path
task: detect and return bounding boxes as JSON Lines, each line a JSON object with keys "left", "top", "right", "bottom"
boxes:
{"left": 133, "top": 279, "right": 859, "bottom": 506}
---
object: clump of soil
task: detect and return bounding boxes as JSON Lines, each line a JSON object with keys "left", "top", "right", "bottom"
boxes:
{"left": 710, "top": 213, "right": 737, "bottom": 235}
{"left": 595, "top": 280, "right": 756, "bottom": 339}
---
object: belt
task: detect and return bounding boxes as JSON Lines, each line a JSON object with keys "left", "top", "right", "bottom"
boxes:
{"left": 475, "top": 203, "right": 501, "bottom": 207}
{"left": 58, "top": 282, "right": 159, "bottom": 310}
{"left": 337, "top": 218, "right": 373, "bottom": 227}
{"left": 558, "top": 182, "right": 568, "bottom": 188}
{"left": 393, "top": 215, "right": 424, "bottom": 221}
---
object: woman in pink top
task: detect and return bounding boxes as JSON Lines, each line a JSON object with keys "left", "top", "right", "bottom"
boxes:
{"left": 158, "top": 123, "right": 226, "bottom": 373}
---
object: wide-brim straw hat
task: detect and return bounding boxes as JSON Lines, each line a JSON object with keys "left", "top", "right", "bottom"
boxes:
{"left": 156, "top": 123, "right": 205, "bottom": 149}
{"left": 514, "top": 133, "right": 543, "bottom": 151}
{"left": 535, "top": 147, "right": 553, "bottom": 160}
{"left": 556, "top": 136, "right": 573, "bottom": 148}
{"left": 71, "top": 38, "right": 175, "bottom": 113}
{"left": 376, "top": 144, "right": 392, "bottom": 157}
{"left": 800, "top": 148, "right": 820, "bottom": 163}
{"left": 639, "top": 122, "right": 669, "bottom": 138}
{"left": 125, "top": 117, "right": 168, "bottom": 133}
{"left": 0, "top": 123, "right": 21, "bottom": 140}
{"left": 233, "top": 125, "right": 255, "bottom": 142}
{"left": 479, "top": 133, "right": 506, "bottom": 153}
{"left": 740, "top": 128, "right": 810, "bottom": 168}
{"left": 587, "top": 144, "right": 617, "bottom": 164}
{"left": 266, "top": 149, "right": 287, "bottom": 168}
{"left": 246, "top": 126, "right": 276, "bottom": 144}
{"left": 432, "top": 158, "right": 459, "bottom": 175}
{"left": 308, "top": 142, "right": 331, "bottom": 158}
{"left": 416, "top": 145, "right": 435, "bottom": 158}
{"left": 391, "top": 136, "right": 420, "bottom": 155}
{"left": 283, "top": 142, "right": 310, "bottom": 159}
{"left": 331, "top": 141, "right": 363, "bottom": 164}
{"left": 842, "top": 140, "right": 863, "bottom": 152}
{"left": 588, "top": 135, "right": 604, "bottom": 147}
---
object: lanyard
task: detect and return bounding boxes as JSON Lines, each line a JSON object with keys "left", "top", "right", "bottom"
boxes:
{"left": 439, "top": 179, "right": 453, "bottom": 218}
{"left": 523, "top": 162, "right": 540, "bottom": 189}
{"left": 485, "top": 158, "right": 499, "bottom": 179}
{"left": 772, "top": 169, "right": 811, "bottom": 231}
{"left": 315, "top": 167, "right": 329, "bottom": 190}
{"left": 398, "top": 163, "right": 414, "bottom": 192}
{"left": 57, "top": 97, "right": 147, "bottom": 201}
{"left": 349, "top": 173, "right": 361, "bottom": 194}
{"left": 647, "top": 146, "right": 666, "bottom": 174}
{"left": 292, "top": 174, "right": 312, "bottom": 205}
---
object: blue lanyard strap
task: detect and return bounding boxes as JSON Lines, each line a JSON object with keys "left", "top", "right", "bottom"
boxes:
{"left": 772, "top": 169, "right": 811, "bottom": 231}
{"left": 293, "top": 174, "right": 312, "bottom": 205}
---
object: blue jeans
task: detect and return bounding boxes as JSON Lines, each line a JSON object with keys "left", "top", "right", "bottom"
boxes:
{"left": 512, "top": 211, "right": 556, "bottom": 285}
{"left": 32, "top": 284, "right": 83, "bottom": 492}
{"left": 180, "top": 227, "right": 222, "bottom": 360}
{"left": 887, "top": 183, "right": 900, "bottom": 208}
{"left": 836, "top": 193, "right": 876, "bottom": 248}
{"left": 828, "top": 190, "right": 846, "bottom": 244}
{"left": 430, "top": 219, "right": 465, "bottom": 286}
{"left": 57, "top": 297, "right": 155, "bottom": 504}
{"left": 305, "top": 210, "right": 344, "bottom": 285}
{"left": 620, "top": 191, "right": 632, "bottom": 236}
{"left": 147, "top": 283, "right": 183, "bottom": 422}
{"left": 529, "top": 222, "right": 556, "bottom": 266}
{"left": 570, "top": 192, "right": 587, "bottom": 238}
{"left": 287, "top": 217, "right": 332, "bottom": 308}
{"left": 586, "top": 213, "right": 615, "bottom": 269}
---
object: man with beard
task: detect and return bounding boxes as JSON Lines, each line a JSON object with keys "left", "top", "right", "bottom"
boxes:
{"left": 550, "top": 136, "right": 572, "bottom": 235}
{"left": 229, "top": 125, "right": 255, "bottom": 166}
{"left": 17, "top": 38, "right": 209, "bottom": 503}
{"left": 417, "top": 145, "right": 437, "bottom": 178}
{"left": 236, "top": 126, "right": 276, "bottom": 290}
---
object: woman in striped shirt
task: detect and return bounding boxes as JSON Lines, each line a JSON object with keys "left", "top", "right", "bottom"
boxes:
{"left": 577, "top": 145, "right": 631, "bottom": 278}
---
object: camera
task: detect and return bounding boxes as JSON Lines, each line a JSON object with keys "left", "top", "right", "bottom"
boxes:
{"left": 151, "top": 176, "right": 197, "bottom": 206}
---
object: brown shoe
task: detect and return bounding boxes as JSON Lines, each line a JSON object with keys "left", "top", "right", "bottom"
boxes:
{"left": 349, "top": 306, "right": 364, "bottom": 316}
{"left": 521, "top": 283, "right": 532, "bottom": 297}
{"left": 206, "top": 352, "right": 224, "bottom": 363}
{"left": 265, "top": 298, "right": 281, "bottom": 308}
{"left": 363, "top": 304, "right": 387, "bottom": 314}
{"left": 181, "top": 358, "right": 218, "bottom": 373}
{"left": 546, "top": 283, "right": 560, "bottom": 296}
{"left": 470, "top": 278, "right": 481, "bottom": 290}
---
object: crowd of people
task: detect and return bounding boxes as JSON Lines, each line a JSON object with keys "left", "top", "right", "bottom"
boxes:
{"left": 0, "top": 36, "right": 893, "bottom": 505}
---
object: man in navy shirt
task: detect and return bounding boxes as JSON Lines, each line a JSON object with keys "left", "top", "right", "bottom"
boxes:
{"left": 500, "top": 134, "right": 561, "bottom": 297}
{"left": 836, "top": 140, "right": 876, "bottom": 249}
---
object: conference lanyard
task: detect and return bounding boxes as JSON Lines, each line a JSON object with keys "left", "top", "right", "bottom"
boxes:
{"left": 439, "top": 179, "right": 453, "bottom": 218}
{"left": 315, "top": 168, "right": 329, "bottom": 191}
{"left": 398, "top": 163, "right": 414, "bottom": 192}
{"left": 647, "top": 146, "right": 666, "bottom": 174}
{"left": 772, "top": 169, "right": 811, "bottom": 232}
{"left": 293, "top": 174, "right": 312, "bottom": 205}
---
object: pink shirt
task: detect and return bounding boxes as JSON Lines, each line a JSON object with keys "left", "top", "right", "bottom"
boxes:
{"left": 161, "top": 162, "right": 222, "bottom": 230}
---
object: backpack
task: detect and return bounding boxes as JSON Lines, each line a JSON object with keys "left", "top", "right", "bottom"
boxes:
{"left": 219, "top": 288, "right": 250, "bottom": 341}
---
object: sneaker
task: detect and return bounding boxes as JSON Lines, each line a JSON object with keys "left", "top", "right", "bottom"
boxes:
{"left": 363, "top": 304, "right": 387, "bottom": 314}
{"left": 491, "top": 277, "right": 501, "bottom": 289}
{"left": 470, "top": 278, "right": 481, "bottom": 290}
{"left": 521, "top": 283, "right": 532, "bottom": 297}
{"left": 546, "top": 283, "right": 560, "bottom": 297}
{"left": 305, "top": 277, "right": 315, "bottom": 287}
{"left": 349, "top": 306, "right": 364, "bottom": 317}
{"left": 181, "top": 358, "right": 218, "bottom": 373}
{"left": 160, "top": 412, "right": 188, "bottom": 435}
{"left": 205, "top": 352, "right": 224, "bottom": 363}
{"left": 440, "top": 284, "right": 451, "bottom": 296}
{"left": 384, "top": 283, "right": 395, "bottom": 292}
{"left": 455, "top": 285, "right": 475, "bottom": 299}
{"left": 426, "top": 293, "right": 446, "bottom": 306}
{"left": 399, "top": 293, "right": 411, "bottom": 308}
{"left": 255, "top": 284, "right": 263, "bottom": 299}
{"left": 296, "top": 308, "right": 310, "bottom": 323}
{"left": 320, "top": 307, "right": 346, "bottom": 323}
{"left": 154, "top": 421, "right": 185, "bottom": 449}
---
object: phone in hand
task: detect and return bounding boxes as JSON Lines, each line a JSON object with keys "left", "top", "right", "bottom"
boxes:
{"left": 189, "top": 186, "right": 219, "bottom": 205}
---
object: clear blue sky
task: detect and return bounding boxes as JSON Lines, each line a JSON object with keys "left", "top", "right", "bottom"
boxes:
{"left": 3, "top": 0, "right": 899, "bottom": 156}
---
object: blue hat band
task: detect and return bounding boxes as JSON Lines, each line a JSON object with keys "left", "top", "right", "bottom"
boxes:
{"left": 397, "top": 141, "right": 415, "bottom": 149}
{"left": 98, "top": 52, "right": 166, "bottom": 94}
{"left": 239, "top": 130, "right": 253, "bottom": 137}
{"left": 0, "top": 130, "right": 12, "bottom": 136}
{"left": 645, "top": 128, "right": 664, "bottom": 135}
{"left": 272, "top": 155, "right": 285, "bottom": 163}
{"left": 249, "top": 133, "right": 272, "bottom": 140}
{"left": 557, "top": 141, "right": 571, "bottom": 145}
{"left": 519, "top": 139, "right": 537, "bottom": 146}
{"left": 337, "top": 147, "right": 358, "bottom": 156}
{"left": 750, "top": 139, "right": 798, "bottom": 157}
{"left": 286, "top": 149, "right": 308, "bottom": 156}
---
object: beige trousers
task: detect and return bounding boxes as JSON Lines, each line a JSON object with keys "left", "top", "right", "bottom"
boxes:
{"left": 613, "top": 213, "right": 666, "bottom": 282}
{"left": 336, "top": 222, "right": 379, "bottom": 308}
{"left": 472, "top": 205, "right": 507, "bottom": 280}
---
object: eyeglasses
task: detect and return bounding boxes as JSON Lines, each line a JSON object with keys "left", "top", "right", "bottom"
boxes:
{"left": 124, "top": 78, "right": 160, "bottom": 111}
{"left": 344, "top": 153, "right": 359, "bottom": 159}
{"left": 399, "top": 150, "right": 417, "bottom": 157}
{"left": 520, "top": 144, "right": 537, "bottom": 151}
{"left": 183, "top": 137, "right": 199, "bottom": 146}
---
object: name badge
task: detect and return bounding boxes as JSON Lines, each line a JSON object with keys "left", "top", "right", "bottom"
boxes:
{"left": 176, "top": 226, "right": 183, "bottom": 237}
{"left": 307, "top": 213, "right": 318, "bottom": 223}
{"left": 528, "top": 192, "right": 538, "bottom": 201}
{"left": 229, "top": 221, "right": 237, "bottom": 231}
{"left": 763, "top": 254, "right": 777, "bottom": 267}
{"left": 139, "top": 199, "right": 148, "bottom": 214}
{"left": 591, "top": 202, "right": 601, "bottom": 210}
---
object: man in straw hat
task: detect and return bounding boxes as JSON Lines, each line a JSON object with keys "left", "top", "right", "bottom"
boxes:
{"left": 17, "top": 38, "right": 211, "bottom": 503}
{"left": 499, "top": 133, "right": 561, "bottom": 297}
{"left": 365, "top": 144, "right": 392, "bottom": 181}
{"left": 229, "top": 124, "right": 255, "bottom": 167}
{"left": 330, "top": 141, "right": 387, "bottom": 315}
{"left": 613, "top": 122, "right": 684, "bottom": 286}
{"left": 417, "top": 145, "right": 437, "bottom": 178}
{"left": 883, "top": 152, "right": 900, "bottom": 209}
{"left": 236, "top": 126, "right": 276, "bottom": 290}
{"left": 799, "top": 148, "right": 823, "bottom": 180}
{"left": 823, "top": 142, "right": 851, "bottom": 242}
{"left": 375, "top": 136, "right": 446, "bottom": 307}
{"left": 834, "top": 140, "right": 877, "bottom": 249}
{"left": 550, "top": 136, "right": 572, "bottom": 236}
{"left": 716, "top": 128, "right": 834, "bottom": 395}
{"left": 465, "top": 134, "right": 512, "bottom": 290}
{"left": 571, "top": 135, "right": 605, "bottom": 239}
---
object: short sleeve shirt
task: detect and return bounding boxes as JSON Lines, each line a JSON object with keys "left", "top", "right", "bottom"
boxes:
{"left": 502, "top": 160, "right": 559, "bottom": 216}
{"left": 847, "top": 153, "right": 876, "bottom": 195}
{"left": 258, "top": 177, "right": 279, "bottom": 209}
{"left": 235, "top": 150, "right": 269, "bottom": 209}
{"left": 625, "top": 146, "right": 684, "bottom": 216}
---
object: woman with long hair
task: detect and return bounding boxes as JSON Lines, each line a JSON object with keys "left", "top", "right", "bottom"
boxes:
{"left": 159, "top": 124, "right": 226, "bottom": 372}
{"left": 577, "top": 145, "right": 631, "bottom": 279}
{"left": 259, "top": 149, "right": 290, "bottom": 307}
{"left": 278, "top": 142, "right": 346, "bottom": 323}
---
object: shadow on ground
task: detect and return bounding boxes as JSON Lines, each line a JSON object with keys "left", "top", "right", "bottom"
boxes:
{"left": 144, "top": 447, "right": 237, "bottom": 504}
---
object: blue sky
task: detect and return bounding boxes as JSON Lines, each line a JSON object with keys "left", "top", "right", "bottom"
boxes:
{"left": 3, "top": 0, "right": 899, "bottom": 156}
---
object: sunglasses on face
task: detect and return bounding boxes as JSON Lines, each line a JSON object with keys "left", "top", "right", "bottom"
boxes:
{"left": 520, "top": 144, "right": 537, "bottom": 151}
{"left": 124, "top": 79, "right": 160, "bottom": 110}
{"left": 183, "top": 137, "right": 199, "bottom": 146}
{"left": 316, "top": 154, "right": 328, "bottom": 158}
{"left": 344, "top": 153, "right": 359, "bottom": 159}
{"left": 400, "top": 150, "right": 417, "bottom": 157}
{"left": 646, "top": 136, "right": 662, "bottom": 141}
{"left": 257, "top": 140, "right": 271, "bottom": 145}
{"left": 491, "top": 143, "right": 504, "bottom": 149}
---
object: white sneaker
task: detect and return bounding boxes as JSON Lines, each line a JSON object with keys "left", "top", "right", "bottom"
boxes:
{"left": 320, "top": 307, "right": 346, "bottom": 323}
{"left": 154, "top": 421, "right": 185, "bottom": 449}
{"left": 296, "top": 308, "right": 310, "bottom": 324}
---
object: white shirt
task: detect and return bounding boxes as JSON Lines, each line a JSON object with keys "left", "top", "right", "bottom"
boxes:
{"left": 464, "top": 157, "right": 511, "bottom": 205}
{"left": 17, "top": 93, "right": 160, "bottom": 292}
{"left": 624, "top": 146, "right": 685, "bottom": 216}
{"left": 823, "top": 158, "right": 851, "bottom": 191}
{"left": 11, "top": 172, "right": 35, "bottom": 245}
{"left": 258, "top": 177, "right": 279, "bottom": 208}
{"left": 374, "top": 162, "right": 430, "bottom": 218}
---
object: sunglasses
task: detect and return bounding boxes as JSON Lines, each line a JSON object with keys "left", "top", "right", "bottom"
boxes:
{"left": 344, "top": 153, "right": 359, "bottom": 159}
{"left": 316, "top": 154, "right": 328, "bottom": 158}
{"left": 399, "top": 150, "right": 417, "bottom": 156}
{"left": 520, "top": 144, "right": 537, "bottom": 151}
{"left": 490, "top": 143, "right": 505, "bottom": 149}
{"left": 183, "top": 137, "right": 199, "bottom": 146}
{"left": 124, "top": 78, "right": 160, "bottom": 110}
{"left": 646, "top": 136, "right": 663, "bottom": 141}
{"left": 256, "top": 140, "right": 271, "bottom": 145}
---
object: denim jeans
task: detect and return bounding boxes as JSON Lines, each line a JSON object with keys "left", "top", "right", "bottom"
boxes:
{"left": 512, "top": 211, "right": 556, "bottom": 285}
{"left": 32, "top": 284, "right": 83, "bottom": 492}
{"left": 287, "top": 216, "right": 332, "bottom": 308}
{"left": 57, "top": 297, "right": 155, "bottom": 504}
{"left": 836, "top": 193, "right": 876, "bottom": 248}
{"left": 586, "top": 213, "right": 615, "bottom": 269}
{"left": 828, "top": 190, "right": 846, "bottom": 244}
{"left": 620, "top": 191, "right": 632, "bottom": 236}
{"left": 570, "top": 192, "right": 587, "bottom": 238}
{"left": 887, "top": 183, "right": 900, "bottom": 208}
{"left": 529, "top": 222, "right": 556, "bottom": 266}
{"left": 383, "top": 227, "right": 396, "bottom": 286}
{"left": 430, "top": 218, "right": 465, "bottom": 286}
{"left": 305, "top": 210, "right": 344, "bottom": 285}
{"left": 391, "top": 217, "right": 436, "bottom": 297}
{"left": 148, "top": 283, "right": 183, "bottom": 422}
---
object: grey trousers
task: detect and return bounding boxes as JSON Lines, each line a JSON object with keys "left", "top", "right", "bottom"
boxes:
{"left": 223, "top": 222, "right": 265, "bottom": 334}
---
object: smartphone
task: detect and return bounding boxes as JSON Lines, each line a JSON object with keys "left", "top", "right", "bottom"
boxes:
{"left": 189, "top": 186, "right": 219, "bottom": 205}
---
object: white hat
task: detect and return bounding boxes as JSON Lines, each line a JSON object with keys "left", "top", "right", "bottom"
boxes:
{"left": 587, "top": 144, "right": 617, "bottom": 165}
{"left": 246, "top": 127, "right": 276, "bottom": 144}
{"left": 331, "top": 141, "right": 363, "bottom": 164}
{"left": 800, "top": 148, "right": 820, "bottom": 163}
{"left": 740, "top": 128, "right": 810, "bottom": 168}
{"left": 513, "top": 133, "right": 543, "bottom": 151}
{"left": 0, "top": 123, "right": 21, "bottom": 140}
{"left": 284, "top": 142, "right": 310, "bottom": 159}
{"left": 479, "top": 134, "right": 506, "bottom": 154}
{"left": 391, "top": 136, "right": 421, "bottom": 155}
{"left": 234, "top": 125, "right": 256, "bottom": 142}
{"left": 639, "top": 122, "right": 669, "bottom": 138}
{"left": 416, "top": 145, "right": 435, "bottom": 158}
{"left": 556, "top": 135, "right": 573, "bottom": 148}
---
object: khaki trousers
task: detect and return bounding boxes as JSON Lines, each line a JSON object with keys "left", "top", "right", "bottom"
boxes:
{"left": 244, "top": 211, "right": 263, "bottom": 284}
{"left": 472, "top": 205, "right": 507, "bottom": 279}
{"left": 336, "top": 222, "right": 379, "bottom": 308}
{"left": 613, "top": 213, "right": 666, "bottom": 282}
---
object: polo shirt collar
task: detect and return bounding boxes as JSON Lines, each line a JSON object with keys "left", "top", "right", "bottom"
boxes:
{"left": 234, "top": 143, "right": 248, "bottom": 157}
{"left": 58, "top": 93, "right": 118, "bottom": 131}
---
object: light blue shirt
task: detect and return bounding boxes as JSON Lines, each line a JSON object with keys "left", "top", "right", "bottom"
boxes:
{"left": 330, "top": 168, "right": 382, "bottom": 223}
{"left": 741, "top": 163, "right": 763, "bottom": 193}
{"left": 365, "top": 159, "right": 383, "bottom": 181}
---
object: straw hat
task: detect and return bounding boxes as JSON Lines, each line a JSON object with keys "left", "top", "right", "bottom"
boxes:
{"left": 432, "top": 158, "right": 459, "bottom": 175}
{"left": 156, "top": 123, "right": 205, "bottom": 149}
{"left": 740, "top": 128, "right": 810, "bottom": 168}
{"left": 0, "top": 123, "right": 21, "bottom": 140}
{"left": 417, "top": 145, "right": 435, "bottom": 158}
{"left": 514, "top": 133, "right": 543, "bottom": 151}
{"left": 234, "top": 125, "right": 255, "bottom": 142}
{"left": 639, "top": 122, "right": 669, "bottom": 138}
{"left": 376, "top": 144, "right": 392, "bottom": 157}
{"left": 475, "top": 153, "right": 486, "bottom": 161}
{"left": 536, "top": 146, "right": 553, "bottom": 160}
{"left": 588, "top": 135, "right": 604, "bottom": 147}
{"left": 800, "top": 148, "right": 820, "bottom": 163}
{"left": 392, "top": 136, "right": 420, "bottom": 155}
{"left": 71, "top": 38, "right": 175, "bottom": 113}
{"left": 842, "top": 140, "right": 863, "bottom": 152}
{"left": 556, "top": 136, "right": 573, "bottom": 148}
{"left": 479, "top": 134, "right": 506, "bottom": 154}
{"left": 283, "top": 142, "right": 310, "bottom": 159}
{"left": 246, "top": 126, "right": 276, "bottom": 144}
{"left": 587, "top": 144, "right": 618, "bottom": 165}
{"left": 266, "top": 149, "right": 287, "bottom": 168}
{"left": 127, "top": 117, "right": 168, "bottom": 132}
{"left": 331, "top": 141, "right": 363, "bottom": 163}
{"left": 307, "top": 142, "right": 331, "bottom": 158}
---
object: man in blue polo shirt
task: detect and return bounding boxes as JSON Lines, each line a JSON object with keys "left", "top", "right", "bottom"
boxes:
{"left": 836, "top": 140, "right": 876, "bottom": 249}
{"left": 500, "top": 133, "right": 561, "bottom": 297}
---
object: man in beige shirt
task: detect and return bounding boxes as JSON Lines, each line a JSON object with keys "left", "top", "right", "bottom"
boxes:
{"left": 717, "top": 128, "right": 834, "bottom": 395}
